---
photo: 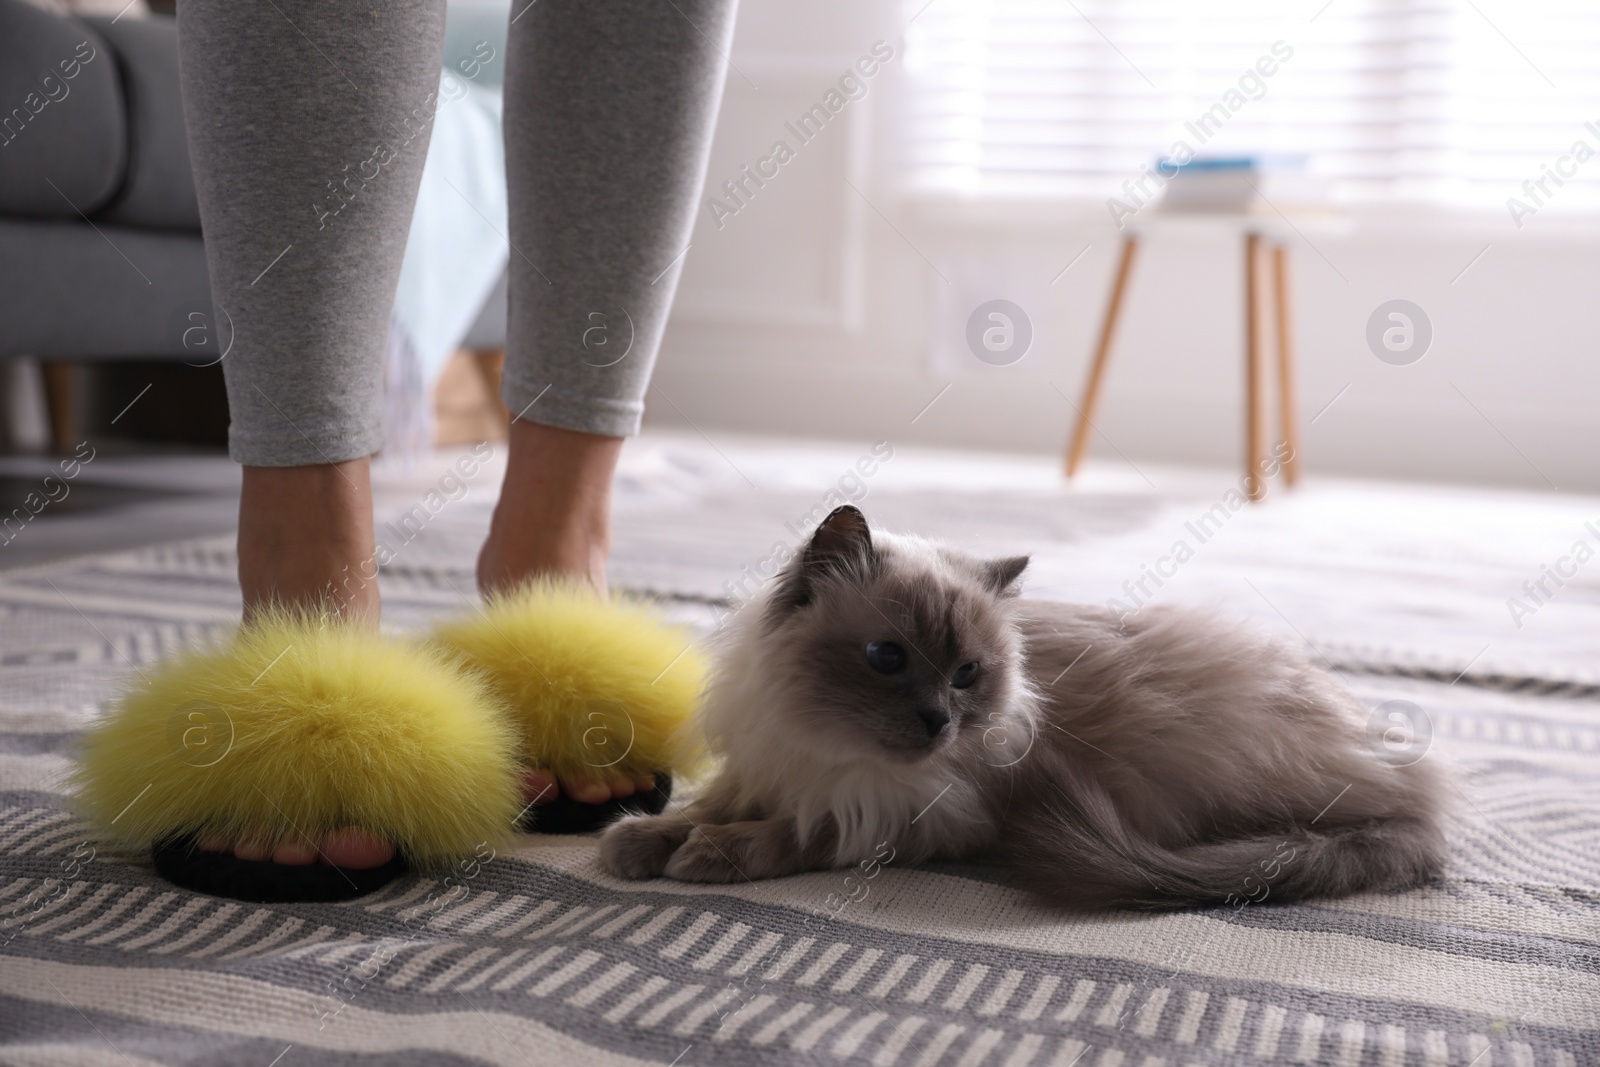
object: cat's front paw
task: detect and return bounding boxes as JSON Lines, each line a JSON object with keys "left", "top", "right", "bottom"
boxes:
{"left": 599, "top": 814, "right": 692, "bottom": 880}
{"left": 662, "top": 825, "right": 751, "bottom": 883}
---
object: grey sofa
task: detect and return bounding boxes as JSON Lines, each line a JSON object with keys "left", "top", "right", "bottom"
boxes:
{"left": 0, "top": 0, "right": 216, "bottom": 365}
{"left": 0, "top": 0, "right": 514, "bottom": 450}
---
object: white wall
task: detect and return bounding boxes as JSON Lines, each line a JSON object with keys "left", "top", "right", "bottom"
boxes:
{"left": 651, "top": 0, "right": 1600, "bottom": 493}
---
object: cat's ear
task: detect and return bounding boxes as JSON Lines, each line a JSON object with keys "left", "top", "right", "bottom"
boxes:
{"left": 980, "top": 555, "right": 1030, "bottom": 597}
{"left": 767, "top": 506, "right": 873, "bottom": 618}
{"left": 805, "top": 505, "right": 873, "bottom": 570}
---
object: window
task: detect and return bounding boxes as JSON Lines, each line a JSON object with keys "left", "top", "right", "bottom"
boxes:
{"left": 901, "top": 0, "right": 1600, "bottom": 214}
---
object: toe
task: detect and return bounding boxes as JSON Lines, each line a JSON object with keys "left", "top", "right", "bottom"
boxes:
{"left": 321, "top": 828, "right": 396, "bottom": 870}
{"left": 606, "top": 772, "right": 635, "bottom": 799}
{"left": 565, "top": 777, "right": 611, "bottom": 804}
{"left": 233, "top": 840, "right": 271, "bottom": 862}
{"left": 633, "top": 774, "right": 656, "bottom": 794}
{"left": 522, "top": 768, "right": 559, "bottom": 805}
{"left": 271, "top": 838, "right": 318, "bottom": 865}
{"left": 196, "top": 834, "right": 230, "bottom": 853}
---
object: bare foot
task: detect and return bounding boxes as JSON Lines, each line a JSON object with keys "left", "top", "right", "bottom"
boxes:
{"left": 229, "top": 458, "right": 393, "bottom": 867}
{"left": 477, "top": 420, "right": 622, "bottom": 596}
{"left": 188, "top": 768, "right": 657, "bottom": 867}
{"left": 239, "top": 458, "right": 379, "bottom": 628}
{"left": 195, "top": 828, "right": 396, "bottom": 869}
{"left": 479, "top": 423, "right": 636, "bottom": 811}
{"left": 522, "top": 768, "right": 656, "bottom": 809}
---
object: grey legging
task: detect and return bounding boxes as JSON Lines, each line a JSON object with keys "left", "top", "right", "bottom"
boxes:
{"left": 177, "top": 0, "right": 737, "bottom": 466}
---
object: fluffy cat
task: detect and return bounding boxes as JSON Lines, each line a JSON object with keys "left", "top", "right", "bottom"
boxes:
{"left": 600, "top": 505, "right": 1447, "bottom": 909}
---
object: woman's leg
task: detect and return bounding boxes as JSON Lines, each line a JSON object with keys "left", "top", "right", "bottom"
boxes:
{"left": 180, "top": 0, "right": 448, "bottom": 627}
{"left": 485, "top": 0, "right": 739, "bottom": 805}
{"left": 179, "top": 0, "right": 448, "bottom": 865}
{"left": 479, "top": 0, "right": 740, "bottom": 608}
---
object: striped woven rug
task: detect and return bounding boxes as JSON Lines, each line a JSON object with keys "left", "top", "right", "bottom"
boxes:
{"left": 2, "top": 438, "right": 1597, "bottom": 1065}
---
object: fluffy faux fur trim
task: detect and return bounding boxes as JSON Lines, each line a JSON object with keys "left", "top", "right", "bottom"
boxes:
{"left": 430, "top": 582, "right": 707, "bottom": 782}
{"left": 74, "top": 611, "right": 521, "bottom": 868}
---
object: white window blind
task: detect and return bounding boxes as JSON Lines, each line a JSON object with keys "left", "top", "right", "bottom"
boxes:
{"left": 901, "top": 0, "right": 1600, "bottom": 213}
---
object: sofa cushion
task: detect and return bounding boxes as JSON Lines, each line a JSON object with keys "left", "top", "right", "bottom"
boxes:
{"left": 0, "top": 0, "right": 125, "bottom": 219}
{"left": 92, "top": 14, "right": 200, "bottom": 231}
{"left": 0, "top": 217, "right": 213, "bottom": 359}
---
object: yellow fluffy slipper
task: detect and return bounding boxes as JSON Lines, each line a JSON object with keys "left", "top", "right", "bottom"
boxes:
{"left": 75, "top": 611, "right": 521, "bottom": 903}
{"left": 430, "top": 581, "right": 707, "bottom": 835}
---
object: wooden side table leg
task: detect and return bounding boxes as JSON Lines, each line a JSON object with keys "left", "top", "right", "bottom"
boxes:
{"left": 1272, "top": 244, "right": 1300, "bottom": 486}
{"left": 1065, "top": 234, "right": 1139, "bottom": 478}
{"left": 1244, "top": 233, "right": 1266, "bottom": 501}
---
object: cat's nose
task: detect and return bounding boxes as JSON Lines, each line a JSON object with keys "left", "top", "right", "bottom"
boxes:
{"left": 915, "top": 707, "right": 950, "bottom": 738}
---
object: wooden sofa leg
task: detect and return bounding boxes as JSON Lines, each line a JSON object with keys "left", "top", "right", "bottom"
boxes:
{"left": 39, "top": 361, "right": 77, "bottom": 453}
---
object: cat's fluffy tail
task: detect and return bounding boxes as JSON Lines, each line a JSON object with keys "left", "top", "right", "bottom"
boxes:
{"left": 1008, "top": 781, "right": 1446, "bottom": 911}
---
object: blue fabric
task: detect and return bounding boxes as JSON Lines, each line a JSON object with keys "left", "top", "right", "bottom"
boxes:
{"left": 388, "top": 0, "right": 512, "bottom": 452}
{"left": 392, "top": 69, "right": 508, "bottom": 395}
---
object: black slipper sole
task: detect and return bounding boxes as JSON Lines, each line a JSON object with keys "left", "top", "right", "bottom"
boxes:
{"left": 152, "top": 835, "right": 408, "bottom": 904}
{"left": 151, "top": 777, "right": 673, "bottom": 898}
{"left": 521, "top": 775, "right": 672, "bottom": 835}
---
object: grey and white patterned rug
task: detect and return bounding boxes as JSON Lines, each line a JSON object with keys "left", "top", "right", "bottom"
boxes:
{"left": 2, "top": 436, "right": 1597, "bottom": 1065}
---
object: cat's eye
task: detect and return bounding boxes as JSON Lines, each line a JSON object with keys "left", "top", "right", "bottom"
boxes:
{"left": 864, "top": 641, "right": 907, "bottom": 673}
{"left": 950, "top": 661, "right": 981, "bottom": 689}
